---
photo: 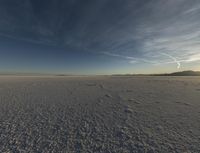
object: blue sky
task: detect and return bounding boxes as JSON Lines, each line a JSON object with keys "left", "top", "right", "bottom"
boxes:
{"left": 0, "top": 0, "right": 200, "bottom": 74}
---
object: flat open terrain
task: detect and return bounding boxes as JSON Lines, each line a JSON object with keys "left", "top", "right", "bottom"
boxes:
{"left": 0, "top": 76, "right": 200, "bottom": 153}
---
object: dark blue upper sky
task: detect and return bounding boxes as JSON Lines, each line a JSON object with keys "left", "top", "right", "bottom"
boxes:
{"left": 0, "top": 0, "right": 200, "bottom": 74}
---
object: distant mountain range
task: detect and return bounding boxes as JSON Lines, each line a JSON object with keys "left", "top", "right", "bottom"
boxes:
{"left": 153, "top": 71, "right": 200, "bottom": 76}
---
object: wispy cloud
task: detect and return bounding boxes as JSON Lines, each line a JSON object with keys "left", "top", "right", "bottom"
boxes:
{"left": 101, "top": 52, "right": 158, "bottom": 64}
{"left": 183, "top": 5, "right": 200, "bottom": 14}
{"left": 0, "top": 33, "right": 55, "bottom": 46}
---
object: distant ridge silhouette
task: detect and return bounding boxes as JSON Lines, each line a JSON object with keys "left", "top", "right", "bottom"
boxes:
{"left": 153, "top": 71, "right": 200, "bottom": 76}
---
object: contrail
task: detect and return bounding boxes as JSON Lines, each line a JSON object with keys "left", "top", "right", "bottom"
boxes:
{"left": 160, "top": 53, "right": 181, "bottom": 69}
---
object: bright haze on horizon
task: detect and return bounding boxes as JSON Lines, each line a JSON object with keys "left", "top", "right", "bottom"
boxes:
{"left": 0, "top": 0, "right": 200, "bottom": 75}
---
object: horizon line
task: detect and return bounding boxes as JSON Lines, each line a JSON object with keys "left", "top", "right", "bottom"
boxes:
{"left": 0, "top": 70, "right": 199, "bottom": 76}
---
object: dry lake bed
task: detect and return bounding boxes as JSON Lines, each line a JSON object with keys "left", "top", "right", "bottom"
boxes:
{"left": 0, "top": 76, "right": 200, "bottom": 153}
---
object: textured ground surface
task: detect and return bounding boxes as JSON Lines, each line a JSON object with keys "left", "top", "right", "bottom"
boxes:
{"left": 0, "top": 76, "right": 200, "bottom": 153}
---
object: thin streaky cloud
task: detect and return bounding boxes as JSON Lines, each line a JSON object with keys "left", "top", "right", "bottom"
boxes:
{"left": 0, "top": 33, "right": 56, "bottom": 46}
{"left": 102, "top": 52, "right": 159, "bottom": 64}
{"left": 183, "top": 5, "right": 200, "bottom": 14}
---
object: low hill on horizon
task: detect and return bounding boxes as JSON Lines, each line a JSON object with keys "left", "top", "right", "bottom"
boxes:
{"left": 153, "top": 70, "right": 200, "bottom": 76}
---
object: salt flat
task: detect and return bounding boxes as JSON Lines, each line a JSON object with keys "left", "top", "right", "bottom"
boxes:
{"left": 0, "top": 76, "right": 200, "bottom": 153}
